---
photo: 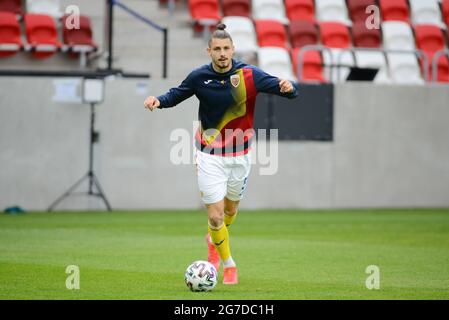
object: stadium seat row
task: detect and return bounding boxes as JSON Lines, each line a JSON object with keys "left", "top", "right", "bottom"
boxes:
{"left": 0, "top": 11, "right": 97, "bottom": 59}
{"left": 176, "top": 0, "right": 449, "bottom": 83}
{"left": 0, "top": 0, "right": 63, "bottom": 18}
{"left": 185, "top": 0, "right": 449, "bottom": 28}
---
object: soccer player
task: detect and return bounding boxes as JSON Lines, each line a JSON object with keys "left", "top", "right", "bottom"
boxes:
{"left": 144, "top": 24, "right": 298, "bottom": 285}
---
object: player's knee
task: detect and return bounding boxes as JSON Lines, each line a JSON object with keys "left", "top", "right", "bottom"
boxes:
{"left": 208, "top": 214, "right": 224, "bottom": 229}
{"left": 224, "top": 207, "right": 237, "bottom": 217}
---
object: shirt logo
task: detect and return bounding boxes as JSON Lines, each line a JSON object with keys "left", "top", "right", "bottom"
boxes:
{"left": 204, "top": 80, "right": 213, "bottom": 84}
{"left": 230, "top": 74, "right": 240, "bottom": 87}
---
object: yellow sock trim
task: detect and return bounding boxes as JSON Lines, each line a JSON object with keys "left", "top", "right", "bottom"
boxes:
{"left": 208, "top": 223, "right": 231, "bottom": 261}
{"left": 224, "top": 211, "right": 238, "bottom": 227}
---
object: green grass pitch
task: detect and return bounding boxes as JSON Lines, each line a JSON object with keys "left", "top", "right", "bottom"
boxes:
{"left": 0, "top": 209, "right": 448, "bottom": 299}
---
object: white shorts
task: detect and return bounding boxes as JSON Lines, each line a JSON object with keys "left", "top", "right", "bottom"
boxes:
{"left": 195, "top": 150, "right": 251, "bottom": 205}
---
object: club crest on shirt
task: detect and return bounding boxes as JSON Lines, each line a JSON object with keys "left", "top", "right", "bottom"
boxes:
{"left": 230, "top": 74, "right": 240, "bottom": 88}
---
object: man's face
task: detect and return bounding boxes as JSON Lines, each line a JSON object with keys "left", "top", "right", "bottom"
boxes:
{"left": 207, "top": 38, "right": 235, "bottom": 72}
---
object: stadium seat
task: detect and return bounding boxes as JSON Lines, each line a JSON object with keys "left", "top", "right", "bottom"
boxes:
{"left": 24, "top": 13, "right": 61, "bottom": 59}
{"left": 0, "top": 11, "right": 22, "bottom": 57}
{"left": 378, "top": 0, "right": 410, "bottom": 23}
{"left": 387, "top": 52, "right": 424, "bottom": 84}
{"left": 315, "top": 0, "right": 351, "bottom": 25}
{"left": 221, "top": 16, "right": 258, "bottom": 58}
{"left": 414, "top": 24, "right": 448, "bottom": 82}
{"left": 347, "top": 0, "right": 377, "bottom": 23}
{"left": 382, "top": 21, "right": 416, "bottom": 51}
{"left": 188, "top": 0, "right": 222, "bottom": 33}
{"left": 255, "top": 20, "right": 288, "bottom": 48}
{"left": 409, "top": 0, "right": 444, "bottom": 27}
{"left": 443, "top": 0, "right": 449, "bottom": 27}
{"left": 26, "top": 0, "right": 61, "bottom": 18}
{"left": 252, "top": 0, "right": 289, "bottom": 24}
{"left": 322, "top": 48, "right": 355, "bottom": 82}
{"left": 257, "top": 46, "right": 296, "bottom": 81}
{"left": 354, "top": 50, "right": 391, "bottom": 83}
{"left": 432, "top": 55, "right": 449, "bottom": 82}
{"left": 222, "top": 0, "right": 251, "bottom": 17}
{"left": 291, "top": 48, "right": 325, "bottom": 82}
{"left": 319, "top": 22, "right": 351, "bottom": 48}
{"left": 0, "top": 0, "right": 23, "bottom": 17}
{"left": 289, "top": 20, "right": 319, "bottom": 48}
{"left": 284, "top": 0, "right": 315, "bottom": 22}
{"left": 62, "top": 14, "right": 97, "bottom": 54}
{"left": 352, "top": 21, "right": 382, "bottom": 48}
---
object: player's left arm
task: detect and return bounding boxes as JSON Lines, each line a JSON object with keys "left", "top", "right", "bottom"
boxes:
{"left": 252, "top": 66, "right": 299, "bottom": 99}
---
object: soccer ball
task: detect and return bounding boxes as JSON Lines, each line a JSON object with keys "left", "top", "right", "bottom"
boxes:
{"left": 185, "top": 260, "right": 218, "bottom": 292}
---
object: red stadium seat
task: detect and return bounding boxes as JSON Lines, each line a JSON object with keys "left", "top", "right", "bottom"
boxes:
{"left": 0, "top": 0, "right": 23, "bottom": 16}
{"left": 255, "top": 20, "right": 288, "bottom": 48}
{"left": 414, "top": 24, "right": 449, "bottom": 82}
{"left": 24, "top": 13, "right": 61, "bottom": 59}
{"left": 289, "top": 20, "right": 318, "bottom": 48}
{"left": 188, "top": 0, "right": 221, "bottom": 33}
{"left": 291, "top": 48, "right": 325, "bottom": 82}
{"left": 62, "top": 14, "right": 97, "bottom": 55}
{"left": 319, "top": 22, "right": 351, "bottom": 48}
{"left": 415, "top": 25, "right": 446, "bottom": 54}
{"left": 442, "top": 0, "right": 449, "bottom": 27}
{"left": 0, "top": 11, "right": 22, "bottom": 57}
{"left": 222, "top": 0, "right": 251, "bottom": 17}
{"left": 284, "top": 0, "right": 315, "bottom": 22}
{"left": 352, "top": 21, "right": 382, "bottom": 48}
{"left": 347, "top": 0, "right": 377, "bottom": 23}
{"left": 378, "top": 0, "right": 410, "bottom": 23}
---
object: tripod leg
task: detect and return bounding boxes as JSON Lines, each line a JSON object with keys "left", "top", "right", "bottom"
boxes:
{"left": 91, "top": 173, "right": 112, "bottom": 211}
{"left": 47, "top": 173, "right": 89, "bottom": 211}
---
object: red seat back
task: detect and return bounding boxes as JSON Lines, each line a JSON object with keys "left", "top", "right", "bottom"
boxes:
{"left": 0, "top": 0, "right": 22, "bottom": 16}
{"left": 0, "top": 11, "right": 22, "bottom": 57}
{"left": 255, "top": 20, "right": 288, "bottom": 48}
{"left": 222, "top": 0, "right": 251, "bottom": 17}
{"left": 379, "top": 0, "right": 410, "bottom": 23}
{"left": 291, "top": 48, "right": 325, "bottom": 82}
{"left": 415, "top": 25, "right": 445, "bottom": 54}
{"left": 189, "top": 0, "right": 221, "bottom": 20}
{"left": 289, "top": 20, "right": 318, "bottom": 48}
{"left": 319, "top": 22, "right": 351, "bottom": 48}
{"left": 443, "top": 0, "right": 449, "bottom": 27}
{"left": 62, "top": 14, "right": 96, "bottom": 46}
{"left": 285, "top": 0, "right": 315, "bottom": 22}
{"left": 352, "top": 21, "right": 382, "bottom": 48}
{"left": 25, "top": 13, "right": 60, "bottom": 59}
{"left": 347, "top": 0, "right": 377, "bottom": 23}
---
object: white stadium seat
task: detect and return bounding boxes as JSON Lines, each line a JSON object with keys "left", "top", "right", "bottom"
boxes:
{"left": 322, "top": 48, "right": 355, "bottom": 82}
{"left": 252, "top": 0, "right": 289, "bottom": 24}
{"left": 387, "top": 53, "right": 425, "bottom": 84}
{"left": 382, "top": 21, "right": 416, "bottom": 51}
{"left": 26, "top": 0, "right": 61, "bottom": 18}
{"left": 354, "top": 50, "right": 391, "bottom": 84}
{"left": 315, "top": 0, "right": 352, "bottom": 25}
{"left": 409, "top": 0, "right": 445, "bottom": 27}
{"left": 257, "top": 46, "right": 296, "bottom": 81}
{"left": 222, "top": 16, "right": 258, "bottom": 59}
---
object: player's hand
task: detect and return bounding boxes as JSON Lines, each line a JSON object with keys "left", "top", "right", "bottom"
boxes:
{"left": 144, "top": 96, "right": 160, "bottom": 111}
{"left": 279, "top": 79, "right": 294, "bottom": 93}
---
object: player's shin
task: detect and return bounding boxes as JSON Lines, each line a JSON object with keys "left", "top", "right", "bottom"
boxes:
{"left": 208, "top": 222, "right": 235, "bottom": 267}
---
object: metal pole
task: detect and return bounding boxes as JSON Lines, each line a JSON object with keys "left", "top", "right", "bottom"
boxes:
{"left": 88, "top": 103, "right": 95, "bottom": 195}
{"left": 107, "top": 0, "right": 114, "bottom": 70}
{"left": 163, "top": 28, "right": 168, "bottom": 78}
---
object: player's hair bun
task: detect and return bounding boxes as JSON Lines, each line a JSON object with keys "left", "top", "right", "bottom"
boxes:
{"left": 216, "top": 23, "right": 226, "bottom": 31}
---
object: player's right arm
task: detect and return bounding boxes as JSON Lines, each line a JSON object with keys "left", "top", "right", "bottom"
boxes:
{"left": 144, "top": 72, "right": 195, "bottom": 111}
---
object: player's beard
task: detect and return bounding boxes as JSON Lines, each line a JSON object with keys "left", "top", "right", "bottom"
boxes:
{"left": 214, "top": 58, "right": 231, "bottom": 72}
